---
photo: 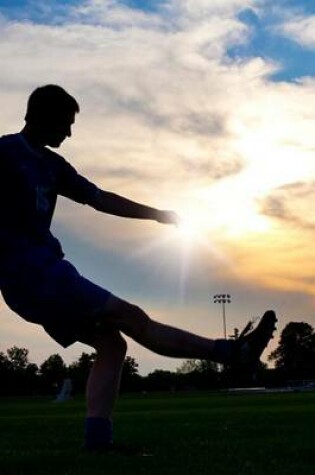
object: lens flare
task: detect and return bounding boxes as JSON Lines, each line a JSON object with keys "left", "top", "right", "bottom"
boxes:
{"left": 176, "top": 214, "right": 210, "bottom": 241}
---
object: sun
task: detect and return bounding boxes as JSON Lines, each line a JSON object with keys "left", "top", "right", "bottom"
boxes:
{"left": 173, "top": 181, "right": 272, "bottom": 244}
{"left": 176, "top": 213, "right": 211, "bottom": 241}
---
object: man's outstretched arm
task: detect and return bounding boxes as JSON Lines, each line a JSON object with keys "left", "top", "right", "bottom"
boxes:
{"left": 90, "top": 189, "right": 178, "bottom": 225}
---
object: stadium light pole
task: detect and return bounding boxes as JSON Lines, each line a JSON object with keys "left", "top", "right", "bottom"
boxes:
{"left": 213, "top": 294, "right": 231, "bottom": 339}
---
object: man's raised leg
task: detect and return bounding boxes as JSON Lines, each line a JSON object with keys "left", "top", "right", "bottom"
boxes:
{"left": 100, "top": 296, "right": 277, "bottom": 365}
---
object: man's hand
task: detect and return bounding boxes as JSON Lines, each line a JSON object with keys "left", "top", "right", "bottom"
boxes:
{"left": 156, "top": 210, "right": 179, "bottom": 225}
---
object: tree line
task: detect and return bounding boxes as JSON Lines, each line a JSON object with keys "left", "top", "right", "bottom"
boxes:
{"left": 0, "top": 321, "right": 314, "bottom": 396}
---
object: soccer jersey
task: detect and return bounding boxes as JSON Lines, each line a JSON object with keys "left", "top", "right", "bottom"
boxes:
{"left": 0, "top": 133, "right": 112, "bottom": 346}
{"left": 0, "top": 133, "right": 98, "bottom": 286}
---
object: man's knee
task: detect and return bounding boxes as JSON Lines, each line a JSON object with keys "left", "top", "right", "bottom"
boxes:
{"left": 104, "top": 296, "right": 151, "bottom": 336}
{"left": 117, "top": 302, "right": 151, "bottom": 337}
{"left": 94, "top": 331, "right": 128, "bottom": 360}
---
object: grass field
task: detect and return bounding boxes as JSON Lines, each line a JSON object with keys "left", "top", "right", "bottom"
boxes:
{"left": 0, "top": 391, "right": 314, "bottom": 475}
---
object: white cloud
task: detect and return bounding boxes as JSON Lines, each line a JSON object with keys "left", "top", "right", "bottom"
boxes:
{"left": 276, "top": 14, "right": 315, "bottom": 49}
{"left": 73, "top": 0, "right": 254, "bottom": 24}
{"left": 0, "top": 1, "right": 313, "bottom": 240}
{"left": 0, "top": 1, "right": 254, "bottom": 191}
{"left": 71, "top": 0, "right": 164, "bottom": 28}
{"left": 164, "top": 0, "right": 254, "bottom": 21}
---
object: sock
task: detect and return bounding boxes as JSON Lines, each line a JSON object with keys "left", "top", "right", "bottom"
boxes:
{"left": 212, "top": 339, "right": 235, "bottom": 364}
{"left": 84, "top": 417, "right": 113, "bottom": 449}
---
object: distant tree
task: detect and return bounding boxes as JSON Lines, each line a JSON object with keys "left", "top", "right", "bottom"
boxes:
{"left": 176, "top": 359, "right": 220, "bottom": 389}
{"left": 0, "top": 351, "right": 10, "bottom": 369}
{"left": 121, "top": 356, "right": 142, "bottom": 391}
{"left": 0, "top": 352, "right": 11, "bottom": 395}
{"left": 40, "top": 354, "right": 67, "bottom": 394}
{"left": 177, "top": 359, "right": 219, "bottom": 374}
{"left": 177, "top": 359, "right": 200, "bottom": 374}
{"left": 3, "top": 346, "right": 38, "bottom": 395}
{"left": 68, "top": 352, "right": 96, "bottom": 393}
{"left": 198, "top": 360, "right": 220, "bottom": 374}
{"left": 7, "top": 346, "right": 29, "bottom": 371}
{"left": 269, "top": 322, "right": 315, "bottom": 379}
{"left": 122, "top": 356, "right": 139, "bottom": 378}
{"left": 145, "top": 369, "right": 177, "bottom": 391}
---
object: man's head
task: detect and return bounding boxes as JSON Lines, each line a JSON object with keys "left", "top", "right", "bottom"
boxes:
{"left": 24, "top": 85, "right": 80, "bottom": 147}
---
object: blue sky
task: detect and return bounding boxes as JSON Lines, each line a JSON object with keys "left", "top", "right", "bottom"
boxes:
{"left": 228, "top": 6, "right": 315, "bottom": 82}
{"left": 0, "top": 0, "right": 314, "bottom": 373}
{"left": 0, "top": 0, "right": 163, "bottom": 19}
{"left": 0, "top": 0, "right": 80, "bottom": 23}
{"left": 123, "top": 0, "right": 166, "bottom": 11}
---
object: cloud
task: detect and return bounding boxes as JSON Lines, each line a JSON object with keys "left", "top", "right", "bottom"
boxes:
{"left": 1, "top": 0, "right": 313, "bottom": 243}
{"left": 164, "top": 0, "right": 254, "bottom": 22}
{"left": 71, "top": 0, "right": 165, "bottom": 28}
{"left": 1, "top": 0, "right": 261, "bottom": 207}
{"left": 217, "top": 178, "right": 315, "bottom": 298}
{"left": 276, "top": 15, "right": 315, "bottom": 49}
{"left": 0, "top": 2, "right": 313, "bottom": 220}
{"left": 261, "top": 181, "right": 315, "bottom": 231}
{"left": 73, "top": 0, "right": 254, "bottom": 26}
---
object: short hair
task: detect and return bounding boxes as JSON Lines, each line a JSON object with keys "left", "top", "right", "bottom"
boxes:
{"left": 25, "top": 85, "right": 80, "bottom": 124}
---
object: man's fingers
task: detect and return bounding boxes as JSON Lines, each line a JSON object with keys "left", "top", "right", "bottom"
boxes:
{"left": 157, "top": 210, "right": 179, "bottom": 225}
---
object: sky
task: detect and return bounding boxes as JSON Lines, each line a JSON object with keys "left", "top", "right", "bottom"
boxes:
{"left": 0, "top": 0, "right": 314, "bottom": 375}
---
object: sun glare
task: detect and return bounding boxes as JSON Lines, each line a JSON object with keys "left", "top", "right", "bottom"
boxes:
{"left": 173, "top": 180, "right": 272, "bottom": 244}
{"left": 176, "top": 214, "right": 210, "bottom": 241}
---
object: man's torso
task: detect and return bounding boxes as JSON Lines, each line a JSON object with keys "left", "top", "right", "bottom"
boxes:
{"left": 0, "top": 133, "right": 98, "bottom": 287}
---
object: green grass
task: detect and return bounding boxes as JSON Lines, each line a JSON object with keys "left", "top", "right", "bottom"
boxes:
{"left": 0, "top": 391, "right": 314, "bottom": 475}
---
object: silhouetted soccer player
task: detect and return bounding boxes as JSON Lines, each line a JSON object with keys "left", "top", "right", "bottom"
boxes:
{"left": 0, "top": 85, "right": 277, "bottom": 453}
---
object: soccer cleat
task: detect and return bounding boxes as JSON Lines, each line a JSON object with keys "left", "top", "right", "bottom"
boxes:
{"left": 232, "top": 310, "right": 277, "bottom": 370}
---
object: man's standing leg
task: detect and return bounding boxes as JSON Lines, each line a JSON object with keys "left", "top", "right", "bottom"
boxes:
{"left": 81, "top": 330, "right": 127, "bottom": 450}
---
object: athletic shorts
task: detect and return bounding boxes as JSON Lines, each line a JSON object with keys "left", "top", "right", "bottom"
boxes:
{"left": 1, "top": 257, "right": 112, "bottom": 348}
